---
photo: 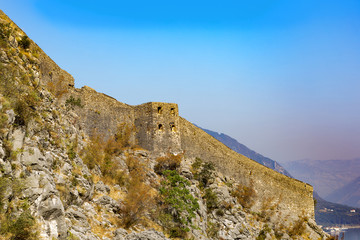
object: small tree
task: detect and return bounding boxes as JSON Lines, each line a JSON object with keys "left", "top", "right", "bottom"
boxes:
{"left": 18, "top": 36, "right": 31, "bottom": 49}
{"left": 159, "top": 170, "right": 199, "bottom": 237}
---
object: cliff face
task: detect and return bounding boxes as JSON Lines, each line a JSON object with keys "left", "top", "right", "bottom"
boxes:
{"left": 0, "top": 10, "right": 327, "bottom": 240}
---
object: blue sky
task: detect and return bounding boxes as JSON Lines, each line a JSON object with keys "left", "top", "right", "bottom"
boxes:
{"left": 2, "top": 0, "right": 360, "bottom": 162}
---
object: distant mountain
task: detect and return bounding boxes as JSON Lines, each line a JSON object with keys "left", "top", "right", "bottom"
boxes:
{"left": 314, "top": 191, "right": 360, "bottom": 227}
{"left": 198, "top": 125, "right": 360, "bottom": 226}
{"left": 283, "top": 159, "right": 360, "bottom": 206}
{"left": 327, "top": 176, "right": 360, "bottom": 208}
{"left": 198, "top": 126, "right": 292, "bottom": 177}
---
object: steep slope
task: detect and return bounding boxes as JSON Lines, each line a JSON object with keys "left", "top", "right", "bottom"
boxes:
{"left": 326, "top": 176, "right": 360, "bottom": 208}
{"left": 283, "top": 159, "right": 360, "bottom": 202}
{"left": 0, "top": 10, "right": 328, "bottom": 240}
{"left": 199, "top": 126, "right": 292, "bottom": 177}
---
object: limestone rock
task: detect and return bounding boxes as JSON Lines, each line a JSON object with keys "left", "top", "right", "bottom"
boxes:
{"left": 94, "top": 195, "right": 122, "bottom": 213}
{"left": 95, "top": 181, "right": 110, "bottom": 194}
{"left": 38, "top": 194, "right": 64, "bottom": 220}
{"left": 11, "top": 128, "right": 25, "bottom": 150}
{"left": 0, "top": 145, "right": 5, "bottom": 159}
{"left": 5, "top": 109, "right": 15, "bottom": 125}
{"left": 21, "top": 147, "right": 47, "bottom": 170}
{"left": 0, "top": 50, "right": 9, "bottom": 63}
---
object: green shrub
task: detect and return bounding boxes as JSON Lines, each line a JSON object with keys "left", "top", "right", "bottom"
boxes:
{"left": 191, "top": 157, "right": 202, "bottom": 172}
{"left": 256, "top": 225, "right": 271, "bottom": 240}
{"left": 191, "top": 158, "right": 215, "bottom": 189}
{"left": 67, "top": 138, "right": 78, "bottom": 160}
{"left": 197, "top": 162, "right": 214, "bottom": 189}
{"left": 18, "top": 36, "right": 31, "bottom": 49}
{"left": 204, "top": 188, "right": 218, "bottom": 211}
{"left": 0, "top": 177, "right": 38, "bottom": 240}
{"left": 0, "top": 23, "right": 10, "bottom": 48}
{"left": 7, "top": 210, "right": 38, "bottom": 239}
{"left": 159, "top": 170, "right": 199, "bottom": 237}
{"left": 13, "top": 91, "right": 39, "bottom": 127}
{"left": 65, "top": 96, "right": 83, "bottom": 108}
{"left": 206, "top": 220, "right": 220, "bottom": 239}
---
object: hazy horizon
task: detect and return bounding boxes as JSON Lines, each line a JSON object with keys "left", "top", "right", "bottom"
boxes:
{"left": 2, "top": 0, "right": 360, "bottom": 162}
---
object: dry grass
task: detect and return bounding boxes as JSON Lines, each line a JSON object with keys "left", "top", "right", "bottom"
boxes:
{"left": 46, "top": 76, "right": 68, "bottom": 98}
{"left": 154, "top": 152, "right": 182, "bottom": 175}
{"left": 231, "top": 183, "right": 256, "bottom": 209}
{"left": 121, "top": 178, "right": 156, "bottom": 229}
{"left": 90, "top": 211, "right": 118, "bottom": 239}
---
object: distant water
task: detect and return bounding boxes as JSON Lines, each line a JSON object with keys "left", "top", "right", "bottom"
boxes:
{"left": 336, "top": 228, "right": 360, "bottom": 240}
{"left": 344, "top": 228, "right": 360, "bottom": 240}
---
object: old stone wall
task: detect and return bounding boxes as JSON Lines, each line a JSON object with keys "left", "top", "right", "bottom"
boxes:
{"left": 69, "top": 85, "right": 314, "bottom": 220}
{"left": 72, "top": 86, "right": 135, "bottom": 141}
{"left": 72, "top": 92, "right": 181, "bottom": 153}
{"left": 134, "top": 102, "right": 181, "bottom": 153}
{"left": 180, "top": 117, "right": 315, "bottom": 220}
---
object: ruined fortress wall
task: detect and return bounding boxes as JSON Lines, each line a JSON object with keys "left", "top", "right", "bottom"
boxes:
{"left": 134, "top": 102, "right": 181, "bottom": 153}
{"left": 180, "top": 117, "right": 315, "bottom": 219}
{"left": 73, "top": 86, "right": 135, "bottom": 140}
{"left": 71, "top": 87, "right": 314, "bottom": 219}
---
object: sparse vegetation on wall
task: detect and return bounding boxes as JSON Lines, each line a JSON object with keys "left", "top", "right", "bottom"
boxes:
{"left": 115, "top": 122, "right": 135, "bottom": 148}
{"left": 65, "top": 96, "right": 83, "bottom": 109}
{"left": 46, "top": 76, "right": 69, "bottom": 98}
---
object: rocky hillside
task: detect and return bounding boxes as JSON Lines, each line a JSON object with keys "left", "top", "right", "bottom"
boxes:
{"left": 198, "top": 126, "right": 292, "bottom": 177}
{"left": 0, "top": 10, "right": 329, "bottom": 240}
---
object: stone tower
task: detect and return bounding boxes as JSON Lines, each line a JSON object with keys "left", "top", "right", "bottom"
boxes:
{"left": 134, "top": 102, "right": 181, "bottom": 153}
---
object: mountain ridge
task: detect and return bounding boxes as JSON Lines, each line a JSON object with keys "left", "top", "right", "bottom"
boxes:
{"left": 283, "top": 158, "right": 360, "bottom": 207}
{"left": 198, "top": 126, "right": 292, "bottom": 177}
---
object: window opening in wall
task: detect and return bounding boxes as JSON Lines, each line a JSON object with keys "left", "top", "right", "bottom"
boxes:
{"left": 170, "top": 107, "right": 176, "bottom": 115}
{"left": 158, "top": 106, "right": 163, "bottom": 114}
{"left": 158, "top": 124, "right": 164, "bottom": 131}
{"left": 170, "top": 123, "right": 176, "bottom": 132}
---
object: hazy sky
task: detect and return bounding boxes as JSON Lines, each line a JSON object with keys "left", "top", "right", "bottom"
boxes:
{"left": 2, "top": 0, "right": 360, "bottom": 162}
